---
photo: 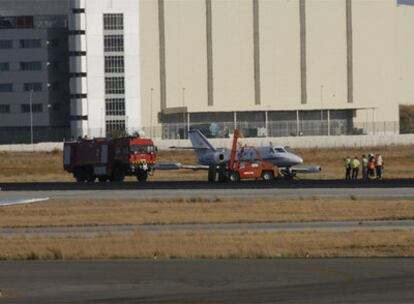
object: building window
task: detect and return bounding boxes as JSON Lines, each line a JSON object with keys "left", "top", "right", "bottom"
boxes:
{"left": 0, "top": 104, "right": 10, "bottom": 113}
{"left": 49, "top": 39, "right": 59, "bottom": 47}
{"left": 73, "top": 8, "right": 85, "bottom": 14}
{"left": 105, "top": 77, "right": 125, "bottom": 94}
{"left": 21, "top": 104, "right": 43, "bottom": 113}
{"left": 48, "top": 82, "right": 61, "bottom": 91}
{"left": 48, "top": 61, "right": 60, "bottom": 70}
{"left": 103, "top": 14, "right": 124, "bottom": 30}
{"left": 106, "top": 98, "right": 125, "bottom": 116}
{"left": 20, "top": 61, "right": 42, "bottom": 71}
{"left": 0, "top": 40, "right": 12, "bottom": 49}
{"left": 105, "top": 56, "right": 124, "bottom": 73}
{"left": 24, "top": 83, "right": 42, "bottom": 92}
{"left": 0, "top": 83, "right": 13, "bottom": 92}
{"left": 0, "top": 62, "right": 9, "bottom": 71}
{"left": 106, "top": 120, "right": 126, "bottom": 136}
{"left": 20, "top": 39, "right": 41, "bottom": 48}
{"left": 104, "top": 35, "right": 124, "bottom": 52}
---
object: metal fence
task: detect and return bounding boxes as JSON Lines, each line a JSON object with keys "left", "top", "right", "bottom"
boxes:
{"left": 143, "top": 120, "right": 400, "bottom": 140}
{"left": 0, "top": 120, "right": 403, "bottom": 144}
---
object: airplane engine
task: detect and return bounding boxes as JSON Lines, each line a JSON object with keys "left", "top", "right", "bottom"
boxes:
{"left": 200, "top": 152, "right": 227, "bottom": 164}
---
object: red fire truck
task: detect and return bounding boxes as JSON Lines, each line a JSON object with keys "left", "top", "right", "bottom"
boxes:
{"left": 63, "top": 137, "right": 157, "bottom": 182}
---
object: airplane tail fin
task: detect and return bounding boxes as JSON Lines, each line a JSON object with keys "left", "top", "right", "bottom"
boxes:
{"left": 188, "top": 129, "right": 216, "bottom": 161}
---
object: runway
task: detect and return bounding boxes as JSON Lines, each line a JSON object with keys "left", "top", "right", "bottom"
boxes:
{"left": 1, "top": 220, "right": 414, "bottom": 237}
{"left": 2, "top": 179, "right": 414, "bottom": 201}
{"left": 1, "top": 259, "right": 414, "bottom": 303}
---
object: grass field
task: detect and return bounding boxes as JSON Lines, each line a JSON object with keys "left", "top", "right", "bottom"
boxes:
{"left": 1, "top": 199, "right": 414, "bottom": 228}
{"left": 1, "top": 230, "right": 414, "bottom": 260}
{"left": 1, "top": 144, "right": 414, "bottom": 182}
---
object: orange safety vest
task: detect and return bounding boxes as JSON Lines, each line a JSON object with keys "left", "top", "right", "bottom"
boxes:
{"left": 369, "top": 159, "right": 375, "bottom": 170}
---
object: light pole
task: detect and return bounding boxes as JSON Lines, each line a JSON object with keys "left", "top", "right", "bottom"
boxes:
{"left": 150, "top": 88, "right": 154, "bottom": 137}
{"left": 320, "top": 85, "right": 324, "bottom": 135}
{"left": 182, "top": 87, "right": 186, "bottom": 138}
{"left": 29, "top": 89, "right": 34, "bottom": 151}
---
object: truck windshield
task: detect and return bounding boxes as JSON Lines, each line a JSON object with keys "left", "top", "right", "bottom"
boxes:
{"left": 131, "top": 145, "right": 155, "bottom": 154}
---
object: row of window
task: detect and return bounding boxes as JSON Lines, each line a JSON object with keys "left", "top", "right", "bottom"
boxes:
{"left": 106, "top": 120, "right": 126, "bottom": 136}
{"left": 0, "top": 104, "right": 42, "bottom": 113}
{"left": 104, "top": 56, "right": 124, "bottom": 73}
{"left": 103, "top": 14, "right": 124, "bottom": 31}
{"left": 104, "top": 35, "right": 124, "bottom": 52}
{"left": 0, "top": 61, "right": 62, "bottom": 72}
{"left": 0, "top": 39, "right": 59, "bottom": 49}
{"left": 0, "top": 103, "right": 62, "bottom": 114}
{"left": 106, "top": 98, "right": 125, "bottom": 116}
{"left": 105, "top": 77, "right": 125, "bottom": 95}
{"left": 0, "top": 82, "right": 62, "bottom": 93}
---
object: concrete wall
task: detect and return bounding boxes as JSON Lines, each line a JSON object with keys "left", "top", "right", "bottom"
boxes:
{"left": 2, "top": 134, "right": 414, "bottom": 152}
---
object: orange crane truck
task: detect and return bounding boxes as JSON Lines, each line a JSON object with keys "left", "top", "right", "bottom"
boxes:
{"left": 63, "top": 136, "right": 157, "bottom": 182}
{"left": 227, "top": 129, "right": 279, "bottom": 182}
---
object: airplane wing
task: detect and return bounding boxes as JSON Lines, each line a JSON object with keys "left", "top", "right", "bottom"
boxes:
{"left": 0, "top": 198, "right": 50, "bottom": 206}
{"left": 290, "top": 166, "right": 322, "bottom": 174}
{"left": 154, "top": 163, "right": 209, "bottom": 171}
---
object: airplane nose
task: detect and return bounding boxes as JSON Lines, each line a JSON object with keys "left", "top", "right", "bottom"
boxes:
{"left": 296, "top": 156, "right": 303, "bottom": 164}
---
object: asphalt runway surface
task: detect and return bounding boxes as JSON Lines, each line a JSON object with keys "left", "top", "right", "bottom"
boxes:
{"left": 1, "top": 259, "right": 414, "bottom": 303}
{"left": 1, "top": 220, "right": 414, "bottom": 237}
{"left": 1, "top": 179, "right": 414, "bottom": 201}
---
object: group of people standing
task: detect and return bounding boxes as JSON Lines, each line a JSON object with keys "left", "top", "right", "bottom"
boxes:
{"left": 344, "top": 154, "right": 384, "bottom": 180}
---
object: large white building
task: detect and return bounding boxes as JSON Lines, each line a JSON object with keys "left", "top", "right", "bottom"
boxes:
{"left": 66, "top": 0, "right": 414, "bottom": 138}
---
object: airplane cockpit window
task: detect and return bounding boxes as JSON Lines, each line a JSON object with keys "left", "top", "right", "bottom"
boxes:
{"left": 274, "top": 148, "right": 286, "bottom": 153}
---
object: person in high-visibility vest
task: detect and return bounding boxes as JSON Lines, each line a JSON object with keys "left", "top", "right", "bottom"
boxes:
{"left": 375, "top": 154, "right": 384, "bottom": 180}
{"left": 351, "top": 157, "right": 360, "bottom": 180}
{"left": 344, "top": 157, "right": 351, "bottom": 180}
{"left": 362, "top": 154, "right": 368, "bottom": 180}
{"left": 368, "top": 154, "right": 376, "bottom": 179}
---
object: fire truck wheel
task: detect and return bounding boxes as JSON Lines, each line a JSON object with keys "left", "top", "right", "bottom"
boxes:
{"left": 74, "top": 167, "right": 86, "bottom": 183}
{"left": 228, "top": 171, "right": 240, "bottom": 183}
{"left": 136, "top": 170, "right": 148, "bottom": 182}
{"left": 110, "top": 166, "right": 125, "bottom": 182}
{"left": 261, "top": 171, "right": 274, "bottom": 181}
{"left": 98, "top": 176, "right": 108, "bottom": 182}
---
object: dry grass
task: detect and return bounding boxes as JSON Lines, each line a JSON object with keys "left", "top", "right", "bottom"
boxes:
{"left": 1, "top": 145, "right": 414, "bottom": 182}
{"left": 1, "top": 230, "right": 414, "bottom": 260}
{"left": 1, "top": 199, "right": 414, "bottom": 228}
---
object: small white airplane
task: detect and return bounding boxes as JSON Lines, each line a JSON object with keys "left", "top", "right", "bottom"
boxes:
{"left": 166, "top": 130, "right": 321, "bottom": 182}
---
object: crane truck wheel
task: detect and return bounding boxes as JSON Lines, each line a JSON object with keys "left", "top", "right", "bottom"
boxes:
{"left": 261, "top": 171, "right": 274, "bottom": 182}
{"left": 228, "top": 171, "right": 240, "bottom": 183}
{"left": 208, "top": 164, "right": 217, "bottom": 182}
{"left": 136, "top": 170, "right": 148, "bottom": 182}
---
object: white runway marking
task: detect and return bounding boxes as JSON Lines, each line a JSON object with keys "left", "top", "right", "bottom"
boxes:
{"left": 0, "top": 198, "right": 50, "bottom": 206}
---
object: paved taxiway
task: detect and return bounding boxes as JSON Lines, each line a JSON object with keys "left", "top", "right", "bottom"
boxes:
{"left": 1, "top": 179, "right": 414, "bottom": 201}
{"left": 1, "top": 220, "right": 414, "bottom": 237}
{"left": 1, "top": 259, "right": 414, "bottom": 303}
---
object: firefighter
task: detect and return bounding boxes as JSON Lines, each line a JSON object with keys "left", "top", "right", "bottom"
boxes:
{"left": 375, "top": 154, "right": 384, "bottom": 180}
{"left": 351, "top": 156, "right": 360, "bottom": 180}
{"left": 344, "top": 157, "right": 351, "bottom": 180}
{"left": 362, "top": 154, "right": 368, "bottom": 180}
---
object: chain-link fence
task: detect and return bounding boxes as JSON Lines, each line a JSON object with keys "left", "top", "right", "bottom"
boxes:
{"left": 0, "top": 120, "right": 403, "bottom": 144}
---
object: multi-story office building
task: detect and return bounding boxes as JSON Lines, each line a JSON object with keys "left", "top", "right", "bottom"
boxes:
{"left": 0, "top": 1, "right": 71, "bottom": 143}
